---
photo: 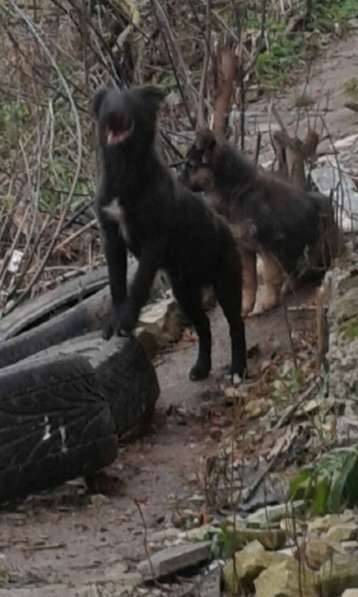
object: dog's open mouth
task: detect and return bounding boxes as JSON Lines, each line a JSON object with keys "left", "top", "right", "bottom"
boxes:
{"left": 104, "top": 113, "right": 135, "bottom": 146}
{"left": 106, "top": 123, "right": 134, "bottom": 145}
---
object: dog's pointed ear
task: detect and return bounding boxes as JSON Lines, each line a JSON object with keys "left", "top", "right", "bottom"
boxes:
{"left": 198, "top": 128, "right": 217, "bottom": 160}
{"left": 138, "top": 85, "right": 167, "bottom": 110}
{"left": 92, "top": 87, "right": 108, "bottom": 119}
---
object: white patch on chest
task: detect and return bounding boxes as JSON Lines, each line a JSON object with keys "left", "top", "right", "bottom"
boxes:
{"left": 103, "top": 198, "right": 131, "bottom": 244}
{"left": 59, "top": 424, "right": 68, "bottom": 454}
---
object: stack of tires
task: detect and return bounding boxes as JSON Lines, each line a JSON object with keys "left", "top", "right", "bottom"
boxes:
{"left": 0, "top": 270, "right": 160, "bottom": 503}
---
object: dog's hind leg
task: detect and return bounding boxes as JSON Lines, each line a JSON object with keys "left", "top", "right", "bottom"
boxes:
{"left": 231, "top": 224, "right": 257, "bottom": 317}
{"left": 172, "top": 282, "right": 212, "bottom": 381}
{"left": 214, "top": 255, "right": 247, "bottom": 383}
{"left": 252, "top": 251, "right": 285, "bottom": 316}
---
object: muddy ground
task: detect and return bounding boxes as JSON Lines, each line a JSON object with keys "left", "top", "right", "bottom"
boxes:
{"left": 0, "top": 30, "right": 357, "bottom": 592}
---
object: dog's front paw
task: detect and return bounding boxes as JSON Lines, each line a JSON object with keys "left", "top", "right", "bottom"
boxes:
{"left": 189, "top": 358, "right": 211, "bottom": 381}
{"left": 231, "top": 372, "right": 243, "bottom": 386}
{"left": 103, "top": 315, "right": 115, "bottom": 340}
{"left": 116, "top": 301, "right": 138, "bottom": 336}
{"left": 103, "top": 303, "right": 136, "bottom": 340}
{"left": 223, "top": 369, "right": 245, "bottom": 388}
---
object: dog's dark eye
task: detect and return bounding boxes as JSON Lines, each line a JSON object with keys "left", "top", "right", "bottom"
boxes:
{"left": 186, "top": 147, "right": 205, "bottom": 168}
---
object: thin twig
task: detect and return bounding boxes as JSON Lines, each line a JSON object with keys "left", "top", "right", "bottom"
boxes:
{"left": 273, "top": 381, "right": 317, "bottom": 430}
{"left": 54, "top": 218, "right": 97, "bottom": 253}
{"left": 282, "top": 300, "right": 298, "bottom": 370}
{"left": 133, "top": 499, "right": 156, "bottom": 581}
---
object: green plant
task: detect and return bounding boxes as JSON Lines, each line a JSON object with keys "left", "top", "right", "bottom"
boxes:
{"left": 210, "top": 522, "right": 241, "bottom": 559}
{"left": 250, "top": 0, "right": 357, "bottom": 89}
{"left": 289, "top": 446, "right": 358, "bottom": 515}
{"left": 342, "top": 315, "right": 358, "bottom": 340}
{"left": 256, "top": 34, "right": 305, "bottom": 88}
{"left": 308, "top": 0, "right": 358, "bottom": 31}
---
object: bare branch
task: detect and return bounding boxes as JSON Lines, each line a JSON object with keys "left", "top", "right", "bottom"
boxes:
{"left": 6, "top": 1, "right": 83, "bottom": 313}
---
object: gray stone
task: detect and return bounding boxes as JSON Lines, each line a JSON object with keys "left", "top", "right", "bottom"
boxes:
{"left": 305, "top": 536, "right": 343, "bottom": 568}
{"left": 138, "top": 297, "right": 183, "bottom": 347}
{"left": 280, "top": 516, "right": 306, "bottom": 536}
{"left": 199, "top": 566, "right": 221, "bottom": 597}
{"left": 138, "top": 541, "right": 212, "bottom": 580}
{"left": 348, "top": 18, "right": 358, "bottom": 29}
{"left": 223, "top": 541, "right": 292, "bottom": 594}
{"left": 326, "top": 523, "right": 358, "bottom": 542}
{"left": 278, "top": 547, "right": 296, "bottom": 557}
{"left": 324, "top": 251, "right": 358, "bottom": 402}
{"left": 335, "top": 288, "right": 358, "bottom": 324}
{"left": 311, "top": 161, "right": 358, "bottom": 232}
{"left": 255, "top": 559, "right": 320, "bottom": 597}
{"left": 246, "top": 501, "right": 304, "bottom": 527}
{"left": 342, "top": 541, "right": 358, "bottom": 554}
{"left": 308, "top": 512, "right": 356, "bottom": 535}
{"left": 320, "top": 555, "right": 358, "bottom": 596}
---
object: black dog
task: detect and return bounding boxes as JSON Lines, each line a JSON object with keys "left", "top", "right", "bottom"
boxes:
{"left": 93, "top": 86, "right": 247, "bottom": 382}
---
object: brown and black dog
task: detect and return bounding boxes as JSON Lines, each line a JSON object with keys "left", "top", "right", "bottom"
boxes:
{"left": 93, "top": 87, "right": 247, "bottom": 383}
{"left": 183, "top": 128, "right": 336, "bottom": 316}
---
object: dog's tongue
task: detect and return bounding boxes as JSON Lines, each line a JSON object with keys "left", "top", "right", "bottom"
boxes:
{"left": 107, "top": 130, "right": 125, "bottom": 145}
{"left": 107, "top": 126, "right": 134, "bottom": 145}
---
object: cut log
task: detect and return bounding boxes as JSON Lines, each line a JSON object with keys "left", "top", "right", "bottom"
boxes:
{"left": 272, "top": 129, "right": 319, "bottom": 189}
{"left": 0, "top": 334, "right": 160, "bottom": 503}
{"left": 213, "top": 45, "right": 238, "bottom": 139}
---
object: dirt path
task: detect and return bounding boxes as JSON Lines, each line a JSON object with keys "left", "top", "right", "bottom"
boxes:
{"left": 0, "top": 31, "right": 357, "bottom": 593}
{"left": 0, "top": 284, "right": 317, "bottom": 589}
